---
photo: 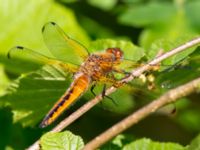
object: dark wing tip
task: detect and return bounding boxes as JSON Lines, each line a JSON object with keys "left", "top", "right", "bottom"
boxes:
{"left": 7, "top": 46, "right": 24, "bottom": 59}
{"left": 41, "top": 26, "right": 45, "bottom": 33}
{"left": 42, "top": 22, "right": 56, "bottom": 33}
{"left": 16, "top": 46, "right": 24, "bottom": 50}
{"left": 50, "top": 22, "right": 56, "bottom": 25}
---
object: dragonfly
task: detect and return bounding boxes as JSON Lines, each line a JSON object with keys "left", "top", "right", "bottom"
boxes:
{"left": 8, "top": 22, "right": 136, "bottom": 128}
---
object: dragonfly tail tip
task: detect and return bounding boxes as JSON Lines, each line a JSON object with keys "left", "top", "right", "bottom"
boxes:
{"left": 39, "top": 122, "right": 47, "bottom": 128}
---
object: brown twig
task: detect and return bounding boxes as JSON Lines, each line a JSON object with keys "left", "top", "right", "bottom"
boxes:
{"left": 27, "top": 37, "right": 200, "bottom": 150}
{"left": 83, "top": 77, "right": 200, "bottom": 150}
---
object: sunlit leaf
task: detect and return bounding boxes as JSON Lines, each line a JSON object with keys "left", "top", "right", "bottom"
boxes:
{"left": 87, "top": 0, "right": 117, "bottom": 11}
{"left": 185, "top": 1, "right": 200, "bottom": 31}
{"left": 0, "top": 65, "right": 72, "bottom": 126}
{"left": 0, "top": 65, "right": 10, "bottom": 96}
{"left": 40, "top": 131, "right": 84, "bottom": 150}
{"left": 187, "top": 134, "right": 200, "bottom": 150}
{"left": 118, "top": 1, "right": 197, "bottom": 49}
{"left": 100, "top": 134, "right": 135, "bottom": 150}
{"left": 118, "top": 2, "right": 176, "bottom": 27}
{"left": 123, "top": 138, "right": 185, "bottom": 150}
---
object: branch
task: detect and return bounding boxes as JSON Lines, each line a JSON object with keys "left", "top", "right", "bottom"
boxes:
{"left": 83, "top": 77, "right": 200, "bottom": 150}
{"left": 27, "top": 37, "right": 200, "bottom": 150}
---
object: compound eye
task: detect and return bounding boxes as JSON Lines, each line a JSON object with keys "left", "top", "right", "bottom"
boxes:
{"left": 116, "top": 49, "right": 123, "bottom": 58}
{"left": 106, "top": 48, "right": 123, "bottom": 59}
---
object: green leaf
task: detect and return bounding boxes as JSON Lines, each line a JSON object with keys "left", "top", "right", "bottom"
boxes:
{"left": 140, "top": 0, "right": 200, "bottom": 49}
{"left": 0, "top": 108, "right": 13, "bottom": 149}
{"left": 0, "top": 65, "right": 10, "bottom": 96}
{"left": 121, "top": 0, "right": 147, "bottom": 5}
{"left": 139, "top": 13, "right": 195, "bottom": 49}
{"left": 89, "top": 39, "right": 144, "bottom": 61}
{"left": 185, "top": 1, "right": 200, "bottom": 31}
{"left": 177, "top": 109, "right": 200, "bottom": 132}
{"left": 40, "top": 131, "right": 84, "bottom": 150}
{"left": 187, "top": 134, "right": 200, "bottom": 150}
{"left": 98, "top": 87, "right": 136, "bottom": 114}
{"left": 0, "top": 55, "right": 44, "bottom": 75}
{"left": 118, "top": 2, "right": 176, "bottom": 27}
{"left": 0, "top": 64, "right": 72, "bottom": 126}
{"left": 118, "top": 1, "right": 198, "bottom": 49}
{"left": 0, "top": 0, "right": 90, "bottom": 74}
{"left": 123, "top": 138, "right": 185, "bottom": 150}
{"left": 87, "top": 0, "right": 117, "bottom": 11}
{"left": 100, "top": 134, "right": 135, "bottom": 150}
{"left": 78, "top": 16, "right": 116, "bottom": 39}
{"left": 59, "top": 0, "right": 78, "bottom": 3}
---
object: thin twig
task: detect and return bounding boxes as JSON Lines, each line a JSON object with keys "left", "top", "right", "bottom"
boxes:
{"left": 83, "top": 77, "right": 200, "bottom": 150}
{"left": 27, "top": 37, "right": 200, "bottom": 150}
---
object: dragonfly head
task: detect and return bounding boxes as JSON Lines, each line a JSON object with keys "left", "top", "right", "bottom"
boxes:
{"left": 106, "top": 48, "right": 123, "bottom": 61}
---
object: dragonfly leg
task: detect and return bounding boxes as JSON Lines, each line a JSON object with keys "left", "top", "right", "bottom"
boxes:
{"left": 90, "top": 84, "right": 97, "bottom": 97}
{"left": 91, "top": 84, "right": 105, "bottom": 106}
{"left": 102, "top": 84, "right": 118, "bottom": 106}
{"left": 171, "top": 102, "right": 177, "bottom": 115}
{"left": 113, "top": 68, "right": 131, "bottom": 79}
{"left": 108, "top": 69, "right": 131, "bottom": 88}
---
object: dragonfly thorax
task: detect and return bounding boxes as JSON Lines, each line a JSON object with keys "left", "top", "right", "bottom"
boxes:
{"left": 78, "top": 48, "right": 123, "bottom": 81}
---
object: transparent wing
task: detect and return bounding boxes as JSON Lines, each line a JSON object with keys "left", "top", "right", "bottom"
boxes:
{"left": 8, "top": 46, "right": 78, "bottom": 73}
{"left": 42, "top": 22, "right": 89, "bottom": 65}
{"left": 8, "top": 46, "right": 51, "bottom": 64}
{"left": 116, "top": 59, "right": 141, "bottom": 72}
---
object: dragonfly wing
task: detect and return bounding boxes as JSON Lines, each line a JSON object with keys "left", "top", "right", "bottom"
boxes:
{"left": 42, "top": 22, "right": 89, "bottom": 65}
{"left": 8, "top": 46, "right": 50, "bottom": 64}
{"left": 116, "top": 59, "right": 140, "bottom": 72}
{"left": 8, "top": 46, "right": 79, "bottom": 73}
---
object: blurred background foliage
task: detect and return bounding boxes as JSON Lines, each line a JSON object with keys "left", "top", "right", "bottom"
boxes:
{"left": 0, "top": 0, "right": 200, "bottom": 149}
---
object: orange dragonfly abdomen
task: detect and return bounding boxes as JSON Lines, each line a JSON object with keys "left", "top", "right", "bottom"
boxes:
{"left": 40, "top": 73, "right": 91, "bottom": 128}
